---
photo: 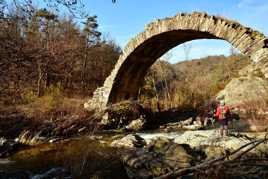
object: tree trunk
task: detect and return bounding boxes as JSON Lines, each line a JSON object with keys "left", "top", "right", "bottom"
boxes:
{"left": 37, "top": 63, "right": 43, "bottom": 97}
{"left": 81, "top": 50, "right": 87, "bottom": 90}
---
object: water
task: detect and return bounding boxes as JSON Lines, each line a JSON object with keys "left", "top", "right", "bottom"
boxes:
{"left": 0, "top": 159, "right": 14, "bottom": 164}
{"left": 1, "top": 130, "right": 267, "bottom": 179}
{"left": 0, "top": 136, "right": 129, "bottom": 179}
{"left": 137, "top": 131, "right": 183, "bottom": 141}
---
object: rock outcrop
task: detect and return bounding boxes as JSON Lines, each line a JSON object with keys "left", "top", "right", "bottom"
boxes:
{"left": 99, "top": 101, "right": 147, "bottom": 131}
{"left": 139, "top": 129, "right": 268, "bottom": 159}
{"left": 217, "top": 75, "right": 268, "bottom": 106}
{"left": 121, "top": 137, "right": 205, "bottom": 178}
{"left": 110, "top": 134, "right": 146, "bottom": 148}
{"left": 217, "top": 46, "right": 268, "bottom": 107}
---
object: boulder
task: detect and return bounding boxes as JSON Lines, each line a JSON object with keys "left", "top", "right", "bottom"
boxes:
{"left": 125, "top": 117, "right": 145, "bottom": 131}
{"left": 110, "top": 134, "right": 146, "bottom": 148}
{"left": 138, "top": 129, "right": 268, "bottom": 159}
{"left": 121, "top": 137, "right": 205, "bottom": 178}
{"left": 217, "top": 76, "right": 268, "bottom": 106}
{"left": 100, "top": 101, "right": 147, "bottom": 130}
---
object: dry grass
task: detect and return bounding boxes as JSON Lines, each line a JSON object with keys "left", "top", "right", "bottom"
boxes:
{"left": 0, "top": 94, "right": 97, "bottom": 139}
{"left": 16, "top": 95, "right": 85, "bottom": 118}
{"left": 139, "top": 55, "right": 250, "bottom": 112}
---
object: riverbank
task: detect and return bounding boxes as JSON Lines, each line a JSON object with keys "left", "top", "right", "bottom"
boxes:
{"left": 0, "top": 127, "right": 267, "bottom": 179}
{"left": 111, "top": 129, "right": 268, "bottom": 178}
{"left": 1, "top": 101, "right": 268, "bottom": 178}
{"left": 0, "top": 103, "right": 96, "bottom": 140}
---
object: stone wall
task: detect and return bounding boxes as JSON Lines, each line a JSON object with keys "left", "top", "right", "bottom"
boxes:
{"left": 85, "top": 12, "right": 268, "bottom": 111}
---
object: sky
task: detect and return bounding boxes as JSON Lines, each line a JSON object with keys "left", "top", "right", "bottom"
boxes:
{"left": 80, "top": 0, "right": 268, "bottom": 63}
{"left": 31, "top": 0, "right": 268, "bottom": 63}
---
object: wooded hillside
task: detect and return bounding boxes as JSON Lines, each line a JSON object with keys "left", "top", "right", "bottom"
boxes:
{"left": 140, "top": 55, "right": 250, "bottom": 111}
{"left": 0, "top": 5, "right": 121, "bottom": 105}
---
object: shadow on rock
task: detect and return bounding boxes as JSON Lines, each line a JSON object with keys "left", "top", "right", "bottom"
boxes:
{"left": 119, "top": 136, "right": 206, "bottom": 179}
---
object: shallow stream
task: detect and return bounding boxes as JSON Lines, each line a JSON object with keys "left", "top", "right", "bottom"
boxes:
{"left": 0, "top": 133, "right": 129, "bottom": 179}
{"left": 1, "top": 129, "right": 267, "bottom": 179}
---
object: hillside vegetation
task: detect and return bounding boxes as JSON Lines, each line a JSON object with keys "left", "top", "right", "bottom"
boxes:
{"left": 1, "top": 1, "right": 268, "bottom": 137}
{"left": 139, "top": 54, "right": 251, "bottom": 111}
{"left": 0, "top": 7, "right": 120, "bottom": 107}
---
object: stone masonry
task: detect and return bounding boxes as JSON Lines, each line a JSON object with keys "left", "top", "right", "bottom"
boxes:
{"left": 85, "top": 12, "right": 268, "bottom": 111}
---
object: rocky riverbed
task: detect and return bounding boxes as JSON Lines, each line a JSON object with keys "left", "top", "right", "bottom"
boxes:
{"left": 138, "top": 129, "right": 268, "bottom": 156}
{"left": 1, "top": 127, "right": 267, "bottom": 179}
{"left": 1, "top": 102, "right": 268, "bottom": 179}
{"left": 111, "top": 129, "right": 268, "bottom": 178}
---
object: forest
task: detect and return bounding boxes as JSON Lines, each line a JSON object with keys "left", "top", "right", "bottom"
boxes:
{"left": 0, "top": 0, "right": 251, "bottom": 114}
{"left": 1, "top": 1, "right": 268, "bottom": 179}
{"left": 0, "top": 1, "right": 120, "bottom": 106}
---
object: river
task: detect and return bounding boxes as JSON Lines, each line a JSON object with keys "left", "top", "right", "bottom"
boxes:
{"left": 0, "top": 129, "right": 267, "bottom": 179}
{"left": 0, "top": 133, "right": 129, "bottom": 178}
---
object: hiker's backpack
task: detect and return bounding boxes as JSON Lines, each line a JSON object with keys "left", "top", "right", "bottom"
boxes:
{"left": 219, "top": 106, "right": 227, "bottom": 120}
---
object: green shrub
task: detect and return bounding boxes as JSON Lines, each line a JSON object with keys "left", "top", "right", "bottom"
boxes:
{"left": 21, "top": 90, "right": 37, "bottom": 104}
{"left": 45, "top": 83, "right": 63, "bottom": 110}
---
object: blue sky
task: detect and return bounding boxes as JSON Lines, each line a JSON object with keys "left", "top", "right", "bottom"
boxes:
{"left": 82, "top": 0, "right": 268, "bottom": 63}
{"left": 30, "top": 0, "right": 268, "bottom": 63}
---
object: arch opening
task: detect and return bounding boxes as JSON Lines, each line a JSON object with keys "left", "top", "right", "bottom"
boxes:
{"left": 165, "top": 39, "right": 241, "bottom": 63}
{"left": 109, "top": 30, "right": 221, "bottom": 103}
{"left": 87, "top": 12, "right": 268, "bottom": 110}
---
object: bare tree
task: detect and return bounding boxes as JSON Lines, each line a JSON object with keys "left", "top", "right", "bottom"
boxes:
{"left": 162, "top": 51, "right": 173, "bottom": 63}
{"left": 0, "top": 2, "right": 121, "bottom": 104}
{"left": 230, "top": 46, "right": 239, "bottom": 56}
{"left": 182, "top": 42, "right": 192, "bottom": 61}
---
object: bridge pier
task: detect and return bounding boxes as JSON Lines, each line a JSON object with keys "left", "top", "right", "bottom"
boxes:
{"left": 84, "top": 87, "right": 110, "bottom": 111}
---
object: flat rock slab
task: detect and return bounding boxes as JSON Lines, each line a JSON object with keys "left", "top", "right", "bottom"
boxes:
{"left": 138, "top": 129, "right": 268, "bottom": 156}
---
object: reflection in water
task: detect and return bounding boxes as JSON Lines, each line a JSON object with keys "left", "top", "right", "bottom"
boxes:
{"left": 1, "top": 136, "right": 128, "bottom": 179}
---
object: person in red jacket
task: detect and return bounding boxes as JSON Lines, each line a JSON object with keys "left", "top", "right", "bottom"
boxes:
{"left": 215, "top": 100, "right": 230, "bottom": 138}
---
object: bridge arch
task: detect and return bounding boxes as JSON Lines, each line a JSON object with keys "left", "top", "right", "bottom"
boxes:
{"left": 87, "top": 12, "right": 268, "bottom": 110}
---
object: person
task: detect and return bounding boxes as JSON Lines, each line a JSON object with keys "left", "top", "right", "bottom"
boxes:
{"left": 215, "top": 100, "right": 230, "bottom": 138}
{"left": 203, "top": 101, "right": 217, "bottom": 127}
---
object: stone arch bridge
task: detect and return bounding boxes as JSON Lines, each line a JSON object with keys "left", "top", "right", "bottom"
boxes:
{"left": 85, "top": 12, "right": 268, "bottom": 110}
